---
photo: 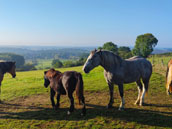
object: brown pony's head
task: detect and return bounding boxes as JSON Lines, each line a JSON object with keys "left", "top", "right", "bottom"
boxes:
{"left": 44, "top": 68, "right": 61, "bottom": 88}
{"left": 8, "top": 62, "right": 16, "bottom": 78}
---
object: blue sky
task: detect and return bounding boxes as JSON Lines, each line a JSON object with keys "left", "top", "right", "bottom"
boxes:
{"left": 0, "top": 0, "right": 171, "bottom": 47}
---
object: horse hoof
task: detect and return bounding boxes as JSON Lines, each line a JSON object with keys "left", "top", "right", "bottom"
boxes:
{"left": 67, "top": 111, "right": 71, "bottom": 115}
{"left": 118, "top": 107, "right": 124, "bottom": 111}
{"left": 139, "top": 103, "right": 145, "bottom": 106}
{"left": 107, "top": 105, "right": 113, "bottom": 109}
{"left": 134, "top": 102, "right": 139, "bottom": 105}
{"left": 81, "top": 112, "right": 86, "bottom": 116}
{"left": 55, "top": 107, "right": 58, "bottom": 110}
{"left": 54, "top": 105, "right": 59, "bottom": 110}
{"left": 140, "top": 103, "right": 146, "bottom": 106}
{"left": 81, "top": 113, "right": 84, "bottom": 116}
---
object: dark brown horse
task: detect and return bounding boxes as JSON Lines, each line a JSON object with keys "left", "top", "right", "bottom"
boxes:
{"left": 0, "top": 61, "right": 16, "bottom": 102}
{"left": 44, "top": 68, "right": 86, "bottom": 115}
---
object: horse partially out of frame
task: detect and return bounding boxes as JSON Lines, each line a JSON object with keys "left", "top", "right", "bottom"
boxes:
{"left": 0, "top": 61, "right": 16, "bottom": 102}
{"left": 44, "top": 68, "right": 86, "bottom": 115}
{"left": 166, "top": 59, "right": 172, "bottom": 95}
{"left": 83, "top": 49, "right": 152, "bottom": 110}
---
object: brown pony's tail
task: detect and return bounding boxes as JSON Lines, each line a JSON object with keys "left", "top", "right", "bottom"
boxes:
{"left": 76, "top": 73, "right": 84, "bottom": 105}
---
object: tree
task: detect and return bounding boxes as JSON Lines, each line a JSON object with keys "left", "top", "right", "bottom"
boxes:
{"left": 132, "top": 33, "right": 158, "bottom": 58}
{"left": 63, "top": 60, "right": 75, "bottom": 67}
{"left": 101, "top": 42, "right": 118, "bottom": 54}
{"left": 118, "top": 46, "right": 131, "bottom": 53}
{"left": 0, "top": 53, "right": 25, "bottom": 68}
{"left": 118, "top": 46, "right": 132, "bottom": 59}
{"left": 52, "top": 59, "right": 63, "bottom": 68}
{"left": 17, "top": 63, "right": 36, "bottom": 71}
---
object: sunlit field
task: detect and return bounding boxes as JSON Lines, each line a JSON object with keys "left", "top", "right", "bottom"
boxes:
{"left": 1, "top": 61, "right": 172, "bottom": 129}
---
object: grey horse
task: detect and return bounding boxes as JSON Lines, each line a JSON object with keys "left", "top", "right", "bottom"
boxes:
{"left": 83, "top": 49, "right": 152, "bottom": 110}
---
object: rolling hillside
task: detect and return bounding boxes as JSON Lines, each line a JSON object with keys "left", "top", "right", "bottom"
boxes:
{"left": 0, "top": 65, "right": 172, "bottom": 128}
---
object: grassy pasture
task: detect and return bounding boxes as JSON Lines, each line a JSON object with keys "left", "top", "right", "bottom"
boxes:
{"left": 0, "top": 63, "right": 172, "bottom": 128}
{"left": 34, "top": 59, "right": 53, "bottom": 69}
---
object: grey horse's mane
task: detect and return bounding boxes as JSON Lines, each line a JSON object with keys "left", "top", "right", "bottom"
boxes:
{"left": 97, "top": 50, "right": 123, "bottom": 68}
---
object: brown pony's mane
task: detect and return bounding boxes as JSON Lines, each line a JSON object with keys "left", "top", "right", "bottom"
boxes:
{"left": 45, "top": 68, "right": 61, "bottom": 78}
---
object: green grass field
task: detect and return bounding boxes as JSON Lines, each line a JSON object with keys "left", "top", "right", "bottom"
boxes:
{"left": 1, "top": 64, "right": 172, "bottom": 129}
{"left": 34, "top": 59, "right": 53, "bottom": 69}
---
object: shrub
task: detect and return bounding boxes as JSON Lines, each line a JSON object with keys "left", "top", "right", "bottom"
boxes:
{"left": 52, "top": 59, "right": 63, "bottom": 68}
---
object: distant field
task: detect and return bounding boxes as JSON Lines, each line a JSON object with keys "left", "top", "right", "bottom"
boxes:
{"left": 1, "top": 61, "right": 172, "bottom": 128}
{"left": 30, "top": 59, "right": 76, "bottom": 70}
{"left": 0, "top": 66, "right": 106, "bottom": 101}
{"left": 149, "top": 55, "right": 172, "bottom": 66}
{"left": 27, "top": 54, "right": 172, "bottom": 70}
{"left": 35, "top": 59, "right": 53, "bottom": 69}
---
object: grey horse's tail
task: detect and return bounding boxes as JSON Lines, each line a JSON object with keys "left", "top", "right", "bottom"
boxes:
{"left": 145, "top": 62, "right": 152, "bottom": 95}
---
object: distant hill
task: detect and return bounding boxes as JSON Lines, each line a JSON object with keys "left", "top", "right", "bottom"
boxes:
{"left": 0, "top": 46, "right": 94, "bottom": 60}
{"left": 0, "top": 46, "right": 171, "bottom": 60}
{"left": 152, "top": 48, "right": 172, "bottom": 54}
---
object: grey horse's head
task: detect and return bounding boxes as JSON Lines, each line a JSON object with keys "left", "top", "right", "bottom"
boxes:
{"left": 82, "top": 49, "right": 102, "bottom": 73}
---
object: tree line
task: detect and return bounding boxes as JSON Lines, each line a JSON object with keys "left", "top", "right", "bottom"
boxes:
{"left": 98, "top": 33, "right": 158, "bottom": 58}
{"left": 0, "top": 53, "right": 36, "bottom": 71}
{"left": 0, "top": 33, "right": 158, "bottom": 70}
{"left": 52, "top": 33, "right": 158, "bottom": 68}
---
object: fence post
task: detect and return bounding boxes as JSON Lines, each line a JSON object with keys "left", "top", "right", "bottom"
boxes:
{"left": 152, "top": 55, "right": 154, "bottom": 66}
{"left": 161, "top": 59, "right": 164, "bottom": 66}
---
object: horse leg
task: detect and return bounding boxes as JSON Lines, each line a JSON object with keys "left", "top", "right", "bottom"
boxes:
{"left": 67, "top": 92, "right": 74, "bottom": 115}
{"left": 55, "top": 93, "right": 60, "bottom": 109}
{"left": 0, "top": 84, "right": 1, "bottom": 103}
{"left": 118, "top": 84, "right": 125, "bottom": 110}
{"left": 0, "top": 75, "right": 3, "bottom": 103}
{"left": 134, "top": 80, "right": 143, "bottom": 105}
{"left": 77, "top": 96, "right": 86, "bottom": 116}
{"left": 107, "top": 83, "right": 114, "bottom": 108}
{"left": 140, "top": 79, "right": 149, "bottom": 106}
{"left": 50, "top": 88, "right": 56, "bottom": 109}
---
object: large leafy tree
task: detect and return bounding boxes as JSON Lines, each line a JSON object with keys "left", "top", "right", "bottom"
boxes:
{"left": 132, "top": 33, "right": 158, "bottom": 58}
{"left": 0, "top": 53, "right": 25, "bottom": 68}
{"left": 118, "top": 46, "right": 132, "bottom": 59}
{"left": 99, "top": 42, "right": 118, "bottom": 54}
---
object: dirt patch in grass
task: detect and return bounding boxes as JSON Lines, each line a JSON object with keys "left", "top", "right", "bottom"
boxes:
{"left": 1, "top": 89, "right": 172, "bottom": 128}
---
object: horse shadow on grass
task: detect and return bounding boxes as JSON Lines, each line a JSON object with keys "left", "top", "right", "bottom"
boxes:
{"left": 1, "top": 102, "right": 172, "bottom": 128}
{"left": 144, "top": 103, "right": 172, "bottom": 108}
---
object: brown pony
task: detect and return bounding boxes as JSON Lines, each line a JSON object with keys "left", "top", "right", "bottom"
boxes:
{"left": 44, "top": 68, "right": 86, "bottom": 115}
{"left": 166, "top": 59, "right": 172, "bottom": 95}
{"left": 0, "top": 61, "right": 16, "bottom": 102}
